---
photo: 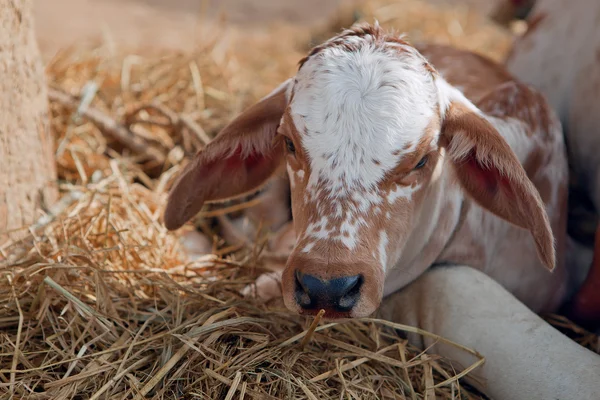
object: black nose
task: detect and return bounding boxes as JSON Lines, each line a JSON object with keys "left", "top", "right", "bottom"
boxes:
{"left": 295, "top": 271, "right": 363, "bottom": 312}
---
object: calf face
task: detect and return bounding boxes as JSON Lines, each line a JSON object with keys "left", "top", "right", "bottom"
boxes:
{"left": 164, "top": 24, "right": 554, "bottom": 318}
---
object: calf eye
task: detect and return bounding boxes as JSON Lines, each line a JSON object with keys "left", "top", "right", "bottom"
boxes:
{"left": 414, "top": 155, "right": 428, "bottom": 170}
{"left": 285, "top": 137, "right": 296, "bottom": 154}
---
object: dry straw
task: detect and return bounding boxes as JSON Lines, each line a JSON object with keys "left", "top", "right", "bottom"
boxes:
{"left": 1, "top": 1, "right": 597, "bottom": 399}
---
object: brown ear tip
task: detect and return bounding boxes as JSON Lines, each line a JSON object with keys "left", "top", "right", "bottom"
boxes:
{"left": 163, "top": 219, "right": 182, "bottom": 231}
{"left": 542, "top": 246, "right": 556, "bottom": 272}
{"left": 164, "top": 220, "right": 183, "bottom": 231}
{"left": 162, "top": 207, "right": 185, "bottom": 231}
{"left": 535, "top": 230, "right": 556, "bottom": 272}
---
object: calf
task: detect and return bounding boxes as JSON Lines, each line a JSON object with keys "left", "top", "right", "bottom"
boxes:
{"left": 506, "top": 0, "right": 600, "bottom": 327}
{"left": 165, "top": 23, "right": 567, "bottom": 317}
{"left": 164, "top": 23, "right": 600, "bottom": 398}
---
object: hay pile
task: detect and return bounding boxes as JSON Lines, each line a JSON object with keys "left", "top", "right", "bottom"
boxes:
{"left": 0, "top": 2, "right": 597, "bottom": 399}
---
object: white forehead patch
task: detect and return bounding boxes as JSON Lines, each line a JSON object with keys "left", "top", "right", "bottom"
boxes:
{"left": 290, "top": 41, "right": 439, "bottom": 195}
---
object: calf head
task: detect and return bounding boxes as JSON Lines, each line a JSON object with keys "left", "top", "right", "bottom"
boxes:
{"left": 164, "top": 23, "right": 555, "bottom": 318}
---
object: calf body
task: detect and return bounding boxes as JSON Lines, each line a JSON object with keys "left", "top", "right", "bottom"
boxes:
{"left": 164, "top": 24, "right": 567, "bottom": 317}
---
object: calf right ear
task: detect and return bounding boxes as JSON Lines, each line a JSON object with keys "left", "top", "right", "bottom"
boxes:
{"left": 441, "top": 99, "right": 555, "bottom": 271}
{"left": 163, "top": 79, "right": 292, "bottom": 231}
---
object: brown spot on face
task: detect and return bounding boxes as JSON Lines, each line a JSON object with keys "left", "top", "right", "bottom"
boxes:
{"left": 326, "top": 219, "right": 336, "bottom": 231}
{"left": 380, "top": 113, "right": 442, "bottom": 187}
{"left": 281, "top": 110, "right": 308, "bottom": 161}
{"left": 423, "top": 61, "right": 435, "bottom": 73}
{"left": 389, "top": 134, "right": 435, "bottom": 177}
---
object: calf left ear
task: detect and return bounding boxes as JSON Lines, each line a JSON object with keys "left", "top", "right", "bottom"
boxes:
{"left": 163, "top": 79, "right": 292, "bottom": 231}
{"left": 441, "top": 100, "right": 555, "bottom": 271}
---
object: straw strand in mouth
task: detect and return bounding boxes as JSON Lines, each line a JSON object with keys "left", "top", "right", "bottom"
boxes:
{"left": 301, "top": 309, "right": 326, "bottom": 351}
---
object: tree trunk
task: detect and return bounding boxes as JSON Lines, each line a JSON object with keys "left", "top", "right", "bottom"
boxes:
{"left": 0, "top": 0, "right": 57, "bottom": 242}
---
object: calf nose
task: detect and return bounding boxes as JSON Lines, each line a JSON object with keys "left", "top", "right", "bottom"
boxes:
{"left": 295, "top": 271, "right": 363, "bottom": 312}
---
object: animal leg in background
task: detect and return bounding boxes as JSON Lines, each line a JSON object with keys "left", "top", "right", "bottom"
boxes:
{"left": 218, "top": 171, "right": 291, "bottom": 245}
{"left": 563, "top": 225, "right": 600, "bottom": 331}
{"left": 178, "top": 228, "right": 213, "bottom": 260}
{"left": 240, "top": 221, "right": 295, "bottom": 301}
{"left": 377, "top": 265, "right": 600, "bottom": 400}
{"left": 175, "top": 170, "right": 292, "bottom": 268}
{"left": 218, "top": 171, "right": 293, "bottom": 301}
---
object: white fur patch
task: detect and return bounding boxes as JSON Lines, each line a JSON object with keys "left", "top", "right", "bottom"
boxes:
{"left": 437, "top": 78, "right": 479, "bottom": 117}
{"left": 291, "top": 41, "right": 439, "bottom": 195}
{"left": 302, "top": 207, "right": 366, "bottom": 250}
{"left": 378, "top": 230, "right": 389, "bottom": 271}
{"left": 352, "top": 190, "right": 384, "bottom": 212}
{"left": 287, "top": 161, "right": 307, "bottom": 190}
{"left": 302, "top": 242, "right": 315, "bottom": 253}
{"left": 387, "top": 183, "right": 419, "bottom": 203}
{"left": 286, "top": 163, "right": 296, "bottom": 189}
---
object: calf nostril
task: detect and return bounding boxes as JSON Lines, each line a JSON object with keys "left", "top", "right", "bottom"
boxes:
{"left": 294, "top": 270, "right": 363, "bottom": 312}
{"left": 295, "top": 270, "right": 313, "bottom": 309}
{"left": 336, "top": 275, "right": 363, "bottom": 312}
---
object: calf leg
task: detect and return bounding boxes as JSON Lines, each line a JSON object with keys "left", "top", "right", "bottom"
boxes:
{"left": 221, "top": 172, "right": 291, "bottom": 246}
{"left": 377, "top": 265, "right": 600, "bottom": 400}
{"left": 178, "top": 229, "right": 213, "bottom": 260}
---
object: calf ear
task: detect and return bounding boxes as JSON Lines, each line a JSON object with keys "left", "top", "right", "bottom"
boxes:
{"left": 441, "top": 99, "right": 555, "bottom": 271}
{"left": 163, "top": 79, "right": 292, "bottom": 231}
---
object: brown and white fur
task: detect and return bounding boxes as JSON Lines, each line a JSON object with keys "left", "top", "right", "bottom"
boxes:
{"left": 507, "top": 0, "right": 600, "bottom": 209}
{"left": 165, "top": 24, "right": 600, "bottom": 399}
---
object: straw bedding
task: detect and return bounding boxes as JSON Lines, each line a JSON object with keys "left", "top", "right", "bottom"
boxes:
{"left": 0, "top": 1, "right": 598, "bottom": 399}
